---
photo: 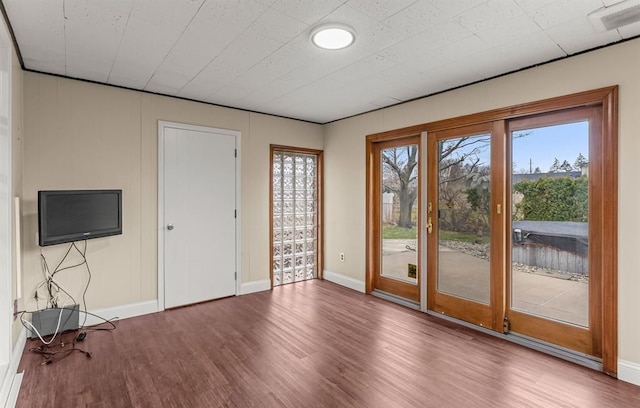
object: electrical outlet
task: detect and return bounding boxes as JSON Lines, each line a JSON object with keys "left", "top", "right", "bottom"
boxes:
{"left": 339, "top": 253, "right": 345, "bottom": 262}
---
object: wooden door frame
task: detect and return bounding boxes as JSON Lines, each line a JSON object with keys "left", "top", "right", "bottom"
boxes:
{"left": 157, "top": 121, "right": 242, "bottom": 311}
{"left": 365, "top": 86, "right": 618, "bottom": 375}
{"left": 269, "top": 145, "right": 324, "bottom": 289}
{"left": 366, "top": 130, "right": 423, "bottom": 298}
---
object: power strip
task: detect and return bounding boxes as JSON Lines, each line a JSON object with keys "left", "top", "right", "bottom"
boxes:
{"left": 30, "top": 305, "right": 80, "bottom": 337}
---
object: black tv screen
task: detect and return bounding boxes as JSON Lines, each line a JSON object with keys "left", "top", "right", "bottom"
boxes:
{"left": 38, "top": 190, "right": 122, "bottom": 246}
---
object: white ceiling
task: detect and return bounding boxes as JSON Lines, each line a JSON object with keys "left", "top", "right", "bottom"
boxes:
{"left": 4, "top": 0, "right": 639, "bottom": 123}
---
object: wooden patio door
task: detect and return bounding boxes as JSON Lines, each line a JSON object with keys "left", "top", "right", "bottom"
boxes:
{"left": 367, "top": 135, "right": 421, "bottom": 303}
{"left": 367, "top": 87, "right": 617, "bottom": 375}
{"left": 426, "top": 122, "right": 505, "bottom": 331}
{"left": 504, "top": 107, "right": 602, "bottom": 357}
{"left": 426, "top": 105, "right": 608, "bottom": 361}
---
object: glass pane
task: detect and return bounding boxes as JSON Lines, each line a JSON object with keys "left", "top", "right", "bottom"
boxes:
{"left": 437, "top": 133, "right": 491, "bottom": 304}
{"left": 380, "top": 144, "right": 418, "bottom": 284}
{"left": 511, "top": 121, "right": 589, "bottom": 327}
{"left": 272, "top": 151, "right": 318, "bottom": 286}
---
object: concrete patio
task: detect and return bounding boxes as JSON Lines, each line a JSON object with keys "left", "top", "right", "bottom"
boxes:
{"left": 382, "top": 239, "right": 588, "bottom": 327}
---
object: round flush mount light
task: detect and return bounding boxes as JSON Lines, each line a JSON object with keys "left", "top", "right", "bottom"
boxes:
{"left": 310, "top": 23, "right": 356, "bottom": 50}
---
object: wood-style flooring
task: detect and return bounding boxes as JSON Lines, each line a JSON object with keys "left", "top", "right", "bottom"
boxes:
{"left": 15, "top": 279, "right": 640, "bottom": 407}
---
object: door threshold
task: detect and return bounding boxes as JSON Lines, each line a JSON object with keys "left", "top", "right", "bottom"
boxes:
{"left": 426, "top": 311, "right": 604, "bottom": 373}
{"left": 372, "top": 290, "right": 420, "bottom": 310}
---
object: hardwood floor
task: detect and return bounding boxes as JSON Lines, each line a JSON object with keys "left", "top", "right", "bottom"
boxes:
{"left": 16, "top": 280, "right": 640, "bottom": 407}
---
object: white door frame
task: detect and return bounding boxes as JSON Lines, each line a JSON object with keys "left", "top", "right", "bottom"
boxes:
{"left": 157, "top": 121, "right": 241, "bottom": 311}
{"left": 0, "top": 13, "right": 12, "bottom": 368}
{"left": 0, "top": 13, "right": 14, "bottom": 405}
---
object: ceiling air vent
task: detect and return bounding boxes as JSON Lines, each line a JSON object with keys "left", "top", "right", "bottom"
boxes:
{"left": 588, "top": 0, "right": 640, "bottom": 32}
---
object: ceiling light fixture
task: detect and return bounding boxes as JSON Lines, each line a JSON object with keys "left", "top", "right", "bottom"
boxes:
{"left": 310, "top": 23, "right": 355, "bottom": 50}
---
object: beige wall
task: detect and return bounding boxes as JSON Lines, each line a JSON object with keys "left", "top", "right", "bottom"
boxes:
{"left": 21, "top": 73, "right": 323, "bottom": 312}
{"left": 323, "top": 37, "right": 640, "bottom": 366}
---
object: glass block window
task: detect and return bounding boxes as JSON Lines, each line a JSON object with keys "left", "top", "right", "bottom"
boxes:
{"left": 272, "top": 151, "right": 318, "bottom": 286}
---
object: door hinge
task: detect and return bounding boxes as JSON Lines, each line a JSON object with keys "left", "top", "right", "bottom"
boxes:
{"left": 234, "top": 149, "right": 237, "bottom": 158}
{"left": 234, "top": 209, "right": 237, "bottom": 218}
{"left": 234, "top": 272, "right": 237, "bottom": 280}
{"left": 503, "top": 316, "right": 510, "bottom": 333}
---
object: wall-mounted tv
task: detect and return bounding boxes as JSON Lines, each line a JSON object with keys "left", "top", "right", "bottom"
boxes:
{"left": 38, "top": 190, "right": 122, "bottom": 246}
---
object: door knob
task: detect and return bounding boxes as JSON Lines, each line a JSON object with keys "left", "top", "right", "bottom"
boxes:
{"left": 167, "top": 224, "right": 174, "bottom": 230}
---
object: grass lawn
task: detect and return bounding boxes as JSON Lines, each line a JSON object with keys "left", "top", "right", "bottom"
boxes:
{"left": 382, "top": 225, "right": 489, "bottom": 244}
{"left": 382, "top": 225, "right": 417, "bottom": 239}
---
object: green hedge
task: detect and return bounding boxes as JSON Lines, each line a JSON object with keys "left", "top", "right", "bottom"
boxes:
{"left": 514, "top": 176, "right": 588, "bottom": 221}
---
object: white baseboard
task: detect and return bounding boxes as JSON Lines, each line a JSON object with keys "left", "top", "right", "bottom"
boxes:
{"left": 1, "top": 327, "right": 26, "bottom": 408}
{"left": 323, "top": 270, "right": 365, "bottom": 293}
{"left": 239, "top": 279, "right": 271, "bottom": 295}
{"left": 618, "top": 359, "right": 640, "bottom": 386}
{"left": 5, "top": 372, "right": 22, "bottom": 408}
{"left": 83, "top": 300, "right": 158, "bottom": 328}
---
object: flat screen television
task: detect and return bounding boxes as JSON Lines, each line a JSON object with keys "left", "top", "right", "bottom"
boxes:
{"left": 38, "top": 189, "right": 122, "bottom": 246}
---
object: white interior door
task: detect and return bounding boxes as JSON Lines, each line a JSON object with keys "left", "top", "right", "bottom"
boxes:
{"left": 162, "top": 125, "right": 237, "bottom": 308}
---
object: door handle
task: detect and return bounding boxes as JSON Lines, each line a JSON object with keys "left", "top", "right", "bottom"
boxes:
{"left": 427, "top": 217, "right": 433, "bottom": 234}
{"left": 167, "top": 224, "right": 174, "bottom": 230}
